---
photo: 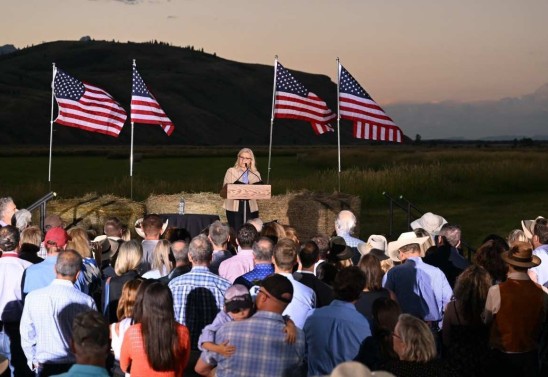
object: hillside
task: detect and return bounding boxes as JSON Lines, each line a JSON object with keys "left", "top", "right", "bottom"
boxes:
{"left": 0, "top": 40, "right": 366, "bottom": 146}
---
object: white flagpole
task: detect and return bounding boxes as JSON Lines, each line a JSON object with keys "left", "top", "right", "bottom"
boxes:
{"left": 48, "top": 63, "right": 56, "bottom": 190}
{"left": 336, "top": 58, "right": 342, "bottom": 192}
{"left": 267, "top": 55, "right": 278, "bottom": 185}
{"left": 130, "top": 59, "right": 136, "bottom": 199}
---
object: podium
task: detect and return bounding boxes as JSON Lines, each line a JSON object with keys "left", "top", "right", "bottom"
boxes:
{"left": 222, "top": 184, "right": 271, "bottom": 223}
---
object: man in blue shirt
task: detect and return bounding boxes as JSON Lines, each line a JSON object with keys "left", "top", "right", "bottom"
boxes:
{"left": 233, "top": 237, "right": 274, "bottom": 289}
{"left": 303, "top": 266, "right": 371, "bottom": 376}
{"left": 20, "top": 250, "right": 97, "bottom": 377}
{"left": 383, "top": 236, "right": 453, "bottom": 325}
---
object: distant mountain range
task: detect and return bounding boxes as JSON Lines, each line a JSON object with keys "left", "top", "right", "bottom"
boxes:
{"left": 0, "top": 40, "right": 546, "bottom": 144}
{"left": 386, "top": 83, "right": 548, "bottom": 140}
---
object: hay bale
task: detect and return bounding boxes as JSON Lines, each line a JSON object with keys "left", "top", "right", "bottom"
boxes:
{"left": 145, "top": 192, "right": 225, "bottom": 219}
{"left": 46, "top": 193, "right": 145, "bottom": 235}
{"left": 258, "top": 190, "right": 361, "bottom": 241}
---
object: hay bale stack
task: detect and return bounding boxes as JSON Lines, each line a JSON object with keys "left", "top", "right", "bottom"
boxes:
{"left": 258, "top": 191, "right": 361, "bottom": 241}
{"left": 46, "top": 193, "right": 145, "bottom": 235}
{"left": 44, "top": 191, "right": 360, "bottom": 242}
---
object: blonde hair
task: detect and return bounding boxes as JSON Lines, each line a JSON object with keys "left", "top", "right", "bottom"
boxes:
{"left": 67, "top": 227, "right": 92, "bottom": 258}
{"left": 233, "top": 148, "right": 258, "bottom": 173}
{"left": 116, "top": 279, "right": 143, "bottom": 321}
{"left": 150, "top": 239, "right": 173, "bottom": 276}
{"left": 380, "top": 259, "right": 395, "bottom": 274}
{"left": 21, "top": 226, "right": 42, "bottom": 247}
{"left": 114, "top": 240, "right": 143, "bottom": 276}
{"left": 396, "top": 314, "right": 436, "bottom": 362}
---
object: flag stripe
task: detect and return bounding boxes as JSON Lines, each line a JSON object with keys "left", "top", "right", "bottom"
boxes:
{"left": 56, "top": 99, "right": 127, "bottom": 124}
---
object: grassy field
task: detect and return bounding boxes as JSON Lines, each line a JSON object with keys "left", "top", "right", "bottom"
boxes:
{"left": 2, "top": 144, "right": 548, "bottom": 249}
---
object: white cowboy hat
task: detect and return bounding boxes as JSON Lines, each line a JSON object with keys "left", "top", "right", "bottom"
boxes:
{"left": 357, "top": 235, "right": 387, "bottom": 255}
{"left": 521, "top": 216, "right": 545, "bottom": 240}
{"left": 387, "top": 232, "right": 432, "bottom": 261}
{"left": 134, "top": 217, "right": 169, "bottom": 239}
{"left": 410, "top": 212, "right": 447, "bottom": 235}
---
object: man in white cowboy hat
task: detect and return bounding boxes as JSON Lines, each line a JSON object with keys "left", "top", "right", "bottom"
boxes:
{"left": 483, "top": 241, "right": 548, "bottom": 376}
{"left": 526, "top": 217, "right": 548, "bottom": 286}
{"left": 410, "top": 212, "right": 447, "bottom": 238}
{"left": 357, "top": 235, "right": 389, "bottom": 261}
{"left": 382, "top": 233, "right": 452, "bottom": 328}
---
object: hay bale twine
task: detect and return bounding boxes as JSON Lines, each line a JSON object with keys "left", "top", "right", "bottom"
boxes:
{"left": 46, "top": 193, "right": 145, "bottom": 235}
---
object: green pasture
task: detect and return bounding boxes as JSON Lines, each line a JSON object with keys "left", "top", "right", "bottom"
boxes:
{"left": 2, "top": 145, "right": 548, "bottom": 249}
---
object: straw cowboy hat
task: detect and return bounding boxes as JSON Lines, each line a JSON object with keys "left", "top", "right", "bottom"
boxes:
{"left": 387, "top": 232, "right": 431, "bottom": 262}
{"left": 134, "top": 217, "right": 169, "bottom": 239}
{"left": 410, "top": 212, "right": 447, "bottom": 236}
{"left": 358, "top": 235, "right": 389, "bottom": 261}
{"left": 521, "top": 216, "right": 545, "bottom": 240}
{"left": 502, "top": 241, "right": 541, "bottom": 268}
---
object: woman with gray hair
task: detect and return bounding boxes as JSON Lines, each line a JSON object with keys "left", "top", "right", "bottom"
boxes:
{"left": 14, "top": 209, "right": 31, "bottom": 232}
{"left": 381, "top": 314, "right": 458, "bottom": 376}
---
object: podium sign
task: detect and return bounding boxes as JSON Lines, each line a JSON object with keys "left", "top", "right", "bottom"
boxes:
{"left": 226, "top": 184, "right": 271, "bottom": 200}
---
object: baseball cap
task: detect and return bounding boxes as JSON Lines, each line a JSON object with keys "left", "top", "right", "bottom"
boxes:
{"left": 260, "top": 274, "right": 293, "bottom": 304}
{"left": 44, "top": 227, "right": 70, "bottom": 248}
{"left": 224, "top": 284, "right": 253, "bottom": 313}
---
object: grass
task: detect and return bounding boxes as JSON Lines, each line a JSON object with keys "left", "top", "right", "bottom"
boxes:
{"left": 2, "top": 145, "right": 548, "bottom": 249}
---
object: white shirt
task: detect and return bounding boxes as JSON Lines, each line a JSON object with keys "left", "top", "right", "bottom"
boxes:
{"left": 20, "top": 279, "right": 97, "bottom": 368}
{"left": 279, "top": 272, "right": 316, "bottom": 329}
{"left": 0, "top": 252, "right": 31, "bottom": 322}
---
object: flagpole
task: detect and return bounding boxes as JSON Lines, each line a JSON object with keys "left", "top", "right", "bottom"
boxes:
{"left": 267, "top": 55, "right": 278, "bottom": 185}
{"left": 336, "top": 58, "right": 341, "bottom": 192}
{"left": 48, "top": 63, "right": 56, "bottom": 190}
{"left": 130, "top": 59, "right": 136, "bottom": 200}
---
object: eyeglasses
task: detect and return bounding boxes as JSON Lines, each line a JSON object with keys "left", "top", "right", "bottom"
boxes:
{"left": 239, "top": 156, "right": 252, "bottom": 161}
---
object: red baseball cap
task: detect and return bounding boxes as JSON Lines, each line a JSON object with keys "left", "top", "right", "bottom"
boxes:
{"left": 44, "top": 227, "right": 70, "bottom": 248}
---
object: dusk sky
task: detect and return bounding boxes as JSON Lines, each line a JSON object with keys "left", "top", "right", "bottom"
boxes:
{"left": 2, "top": 0, "right": 548, "bottom": 105}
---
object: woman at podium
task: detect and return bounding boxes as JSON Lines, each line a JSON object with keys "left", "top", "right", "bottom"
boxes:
{"left": 222, "top": 148, "right": 262, "bottom": 231}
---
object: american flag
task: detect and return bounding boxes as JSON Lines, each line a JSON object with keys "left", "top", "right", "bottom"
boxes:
{"left": 53, "top": 69, "right": 127, "bottom": 137}
{"left": 339, "top": 65, "right": 403, "bottom": 143}
{"left": 131, "top": 66, "right": 174, "bottom": 136}
{"left": 274, "top": 62, "right": 335, "bottom": 135}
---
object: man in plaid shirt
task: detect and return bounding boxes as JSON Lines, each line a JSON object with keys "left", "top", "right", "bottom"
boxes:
{"left": 210, "top": 274, "right": 305, "bottom": 377}
{"left": 169, "top": 234, "right": 231, "bottom": 349}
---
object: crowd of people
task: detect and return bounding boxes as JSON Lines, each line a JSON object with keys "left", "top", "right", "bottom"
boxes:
{"left": 1, "top": 190, "right": 548, "bottom": 377}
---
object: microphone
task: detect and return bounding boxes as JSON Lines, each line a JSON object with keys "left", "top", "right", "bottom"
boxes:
{"left": 244, "top": 162, "right": 263, "bottom": 183}
{"left": 234, "top": 163, "right": 250, "bottom": 183}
